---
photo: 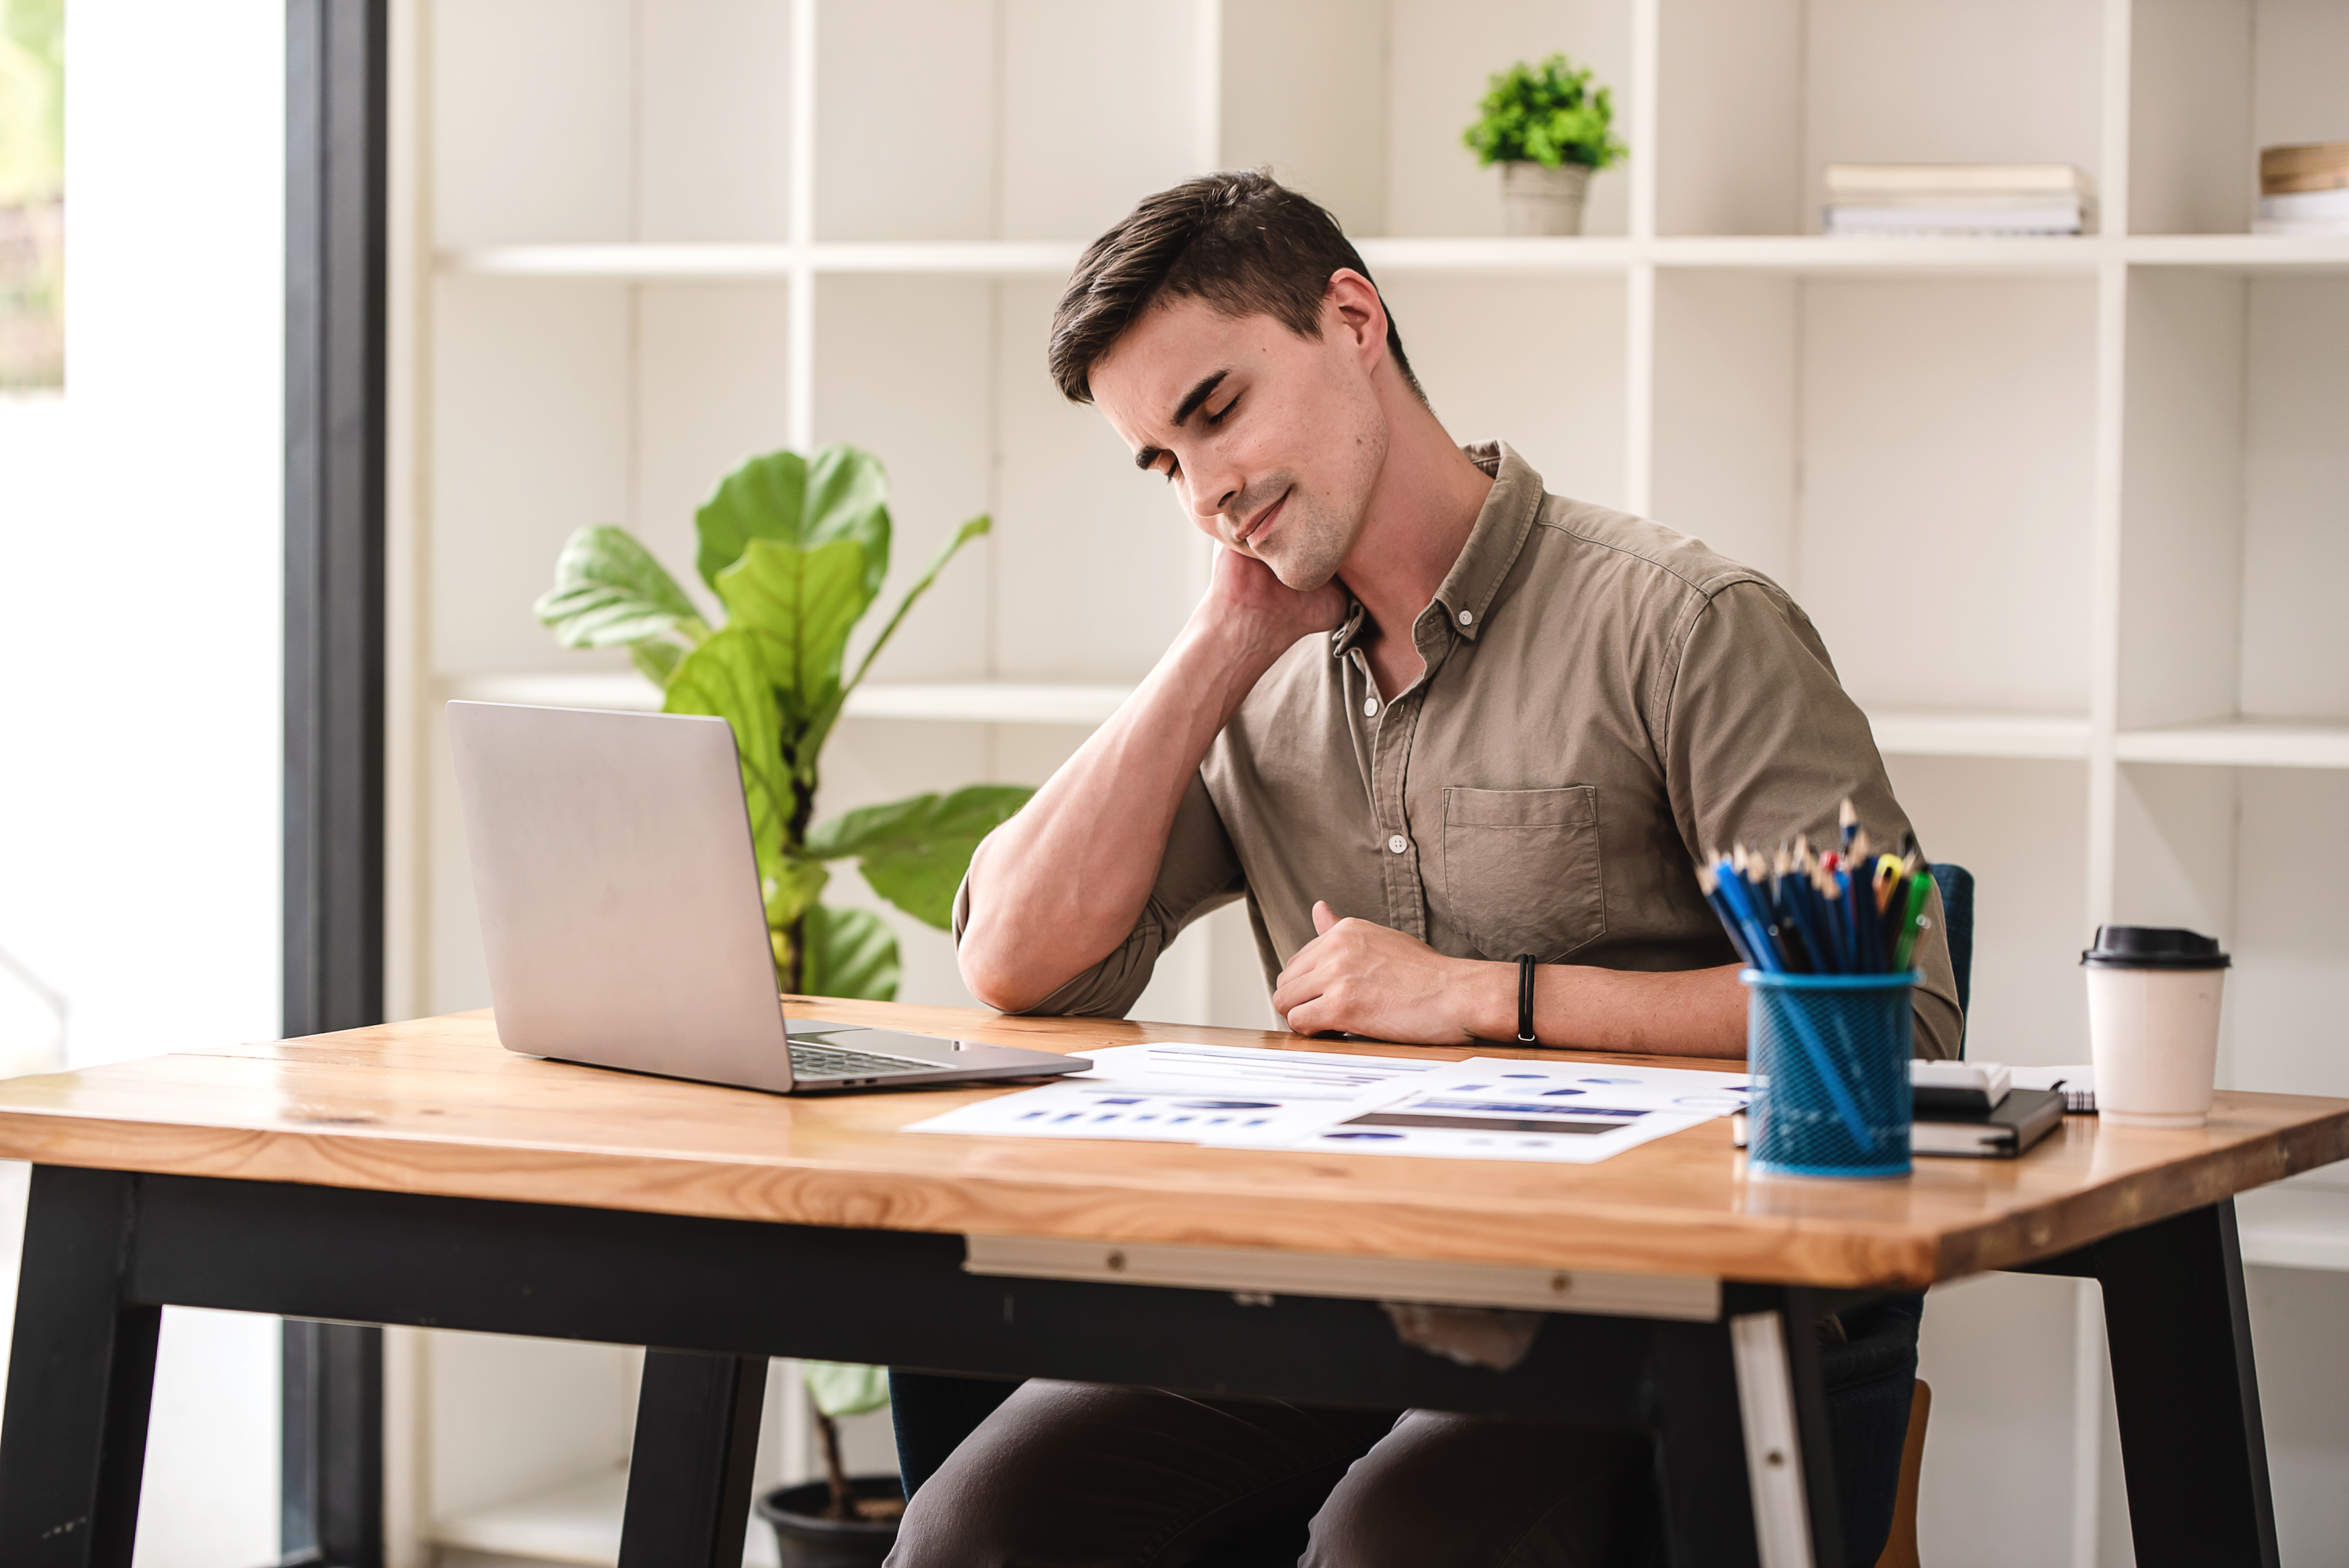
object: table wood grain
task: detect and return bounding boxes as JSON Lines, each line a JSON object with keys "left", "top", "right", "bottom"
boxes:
{"left": 0, "top": 1000, "right": 2338, "bottom": 1289}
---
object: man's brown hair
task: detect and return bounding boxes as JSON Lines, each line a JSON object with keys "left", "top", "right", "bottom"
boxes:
{"left": 1048, "top": 170, "right": 1421, "bottom": 405}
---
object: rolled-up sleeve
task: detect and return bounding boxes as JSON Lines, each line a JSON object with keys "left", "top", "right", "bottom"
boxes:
{"left": 951, "top": 773, "right": 1247, "bottom": 1018}
{"left": 1659, "top": 581, "right": 1965, "bottom": 1061}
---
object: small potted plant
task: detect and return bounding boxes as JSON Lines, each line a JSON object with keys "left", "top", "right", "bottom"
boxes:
{"left": 755, "top": 1361, "right": 903, "bottom": 1568}
{"left": 1462, "top": 53, "right": 1627, "bottom": 236}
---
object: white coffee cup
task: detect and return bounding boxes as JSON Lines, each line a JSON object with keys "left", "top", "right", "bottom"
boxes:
{"left": 2081, "top": 926, "right": 2229, "bottom": 1128}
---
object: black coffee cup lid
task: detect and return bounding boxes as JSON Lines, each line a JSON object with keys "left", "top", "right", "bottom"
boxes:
{"left": 2080, "top": 925, "right": 2231, "bottom": 970}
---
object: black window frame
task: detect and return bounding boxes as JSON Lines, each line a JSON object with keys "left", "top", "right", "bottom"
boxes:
{"left": 282, "top": 0, "right": 388, "bottom": 1563}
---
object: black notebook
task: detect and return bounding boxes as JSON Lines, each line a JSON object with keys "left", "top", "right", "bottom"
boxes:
{"left": 1911, "top": 1087, "right": 2066, "bottom": 1159}
{"left": 1729, "top": 1087, "right": 2068, "bottom": 1160}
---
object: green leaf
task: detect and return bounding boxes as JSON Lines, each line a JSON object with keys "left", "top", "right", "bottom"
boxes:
{"left": 693, "top": 444, "right": 893, "bottom": 597}
{"left": 806, "top": 784, "right": 1035, "bottom": 930}
{"left": 629, "top": 640, "right": 684, "bottom": 687}
{"left": 663, "top": 629, "right": 790, "bottom": 888}
{"left": 716, "top": 536, "right": 878, "bottom": 756}
{"left": 843, "top": 514, "right": 992, "bottom": 697}
{"left": 800, "top": 1360, "right": 891, "bottom": 1420}
{"left": 802, "top": 905, "right": 900, "bottom": 1001}
{"left": 536, "top": 525, "right": 711, "bottom": 650}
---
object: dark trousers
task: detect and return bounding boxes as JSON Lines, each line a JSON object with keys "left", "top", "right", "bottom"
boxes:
{"left": 886, "top": 1294, "right": 1924, "bottom": 1567}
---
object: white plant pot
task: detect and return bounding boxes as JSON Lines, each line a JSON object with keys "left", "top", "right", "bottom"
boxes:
{"left": 1500, "top": 161, "right": 1592, "bottom": 237}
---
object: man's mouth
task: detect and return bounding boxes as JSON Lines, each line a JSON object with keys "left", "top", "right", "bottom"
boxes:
{"left": 1235, "top": 488, "right": 1290, "bottom": 552}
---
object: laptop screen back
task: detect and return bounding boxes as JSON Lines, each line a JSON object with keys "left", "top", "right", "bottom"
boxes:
{"left": 446, "top": 701, "right": 797, "bottom": 1093}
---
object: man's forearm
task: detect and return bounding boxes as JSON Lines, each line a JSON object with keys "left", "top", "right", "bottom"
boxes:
{"left": 1476, "top": 961, "right": 1748, "bottom": 1057}
{"left": 957, "top": 609, "right": 1294, "bottom": 1012}
{"left": 1272, "top": 909, "right": 1749, "bottom": 1055}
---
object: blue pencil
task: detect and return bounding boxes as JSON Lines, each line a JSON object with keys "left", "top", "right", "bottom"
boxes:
{"left": 1700, "top": 849, "right": 1873, "bottom": 1145}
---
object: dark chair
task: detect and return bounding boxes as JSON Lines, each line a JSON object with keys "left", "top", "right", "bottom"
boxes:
{"left": 1929, "top": 862, "right": 1974, "bottom": 1053}
{"left": 1872, "top": 859, "right": 1972, "bottom": 1568}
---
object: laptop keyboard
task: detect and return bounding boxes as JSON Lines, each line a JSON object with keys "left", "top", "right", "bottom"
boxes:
{"left": 788, "top": 1042, "right": 939, "bottom": 1080}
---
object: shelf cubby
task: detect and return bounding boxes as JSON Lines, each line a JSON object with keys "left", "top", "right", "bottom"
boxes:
{"left": 2116, "top": 269, "right": 2349, "bottom": 739}
{"left": 1657, "top": 0, "right": 2109, "bottom": 238}
{"left": 2129, "top": 0, "right": 2349, "bottom": 237}
{"left": 1654, "top": 269, "right": 2099, "bottom": 716}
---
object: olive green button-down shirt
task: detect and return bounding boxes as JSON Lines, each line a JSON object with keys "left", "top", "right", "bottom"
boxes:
{"left": 965, "top": 441, "right": 1962, "bottom": 1060}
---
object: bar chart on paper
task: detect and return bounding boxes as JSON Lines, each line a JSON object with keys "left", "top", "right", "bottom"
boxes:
{"left": 907, "top": 1044, "right": 1751, "bottom": 1164}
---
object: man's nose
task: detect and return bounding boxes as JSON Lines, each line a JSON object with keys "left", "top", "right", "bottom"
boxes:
{"left": 1187, "top": 459, "right": 1244, "bottom": 526}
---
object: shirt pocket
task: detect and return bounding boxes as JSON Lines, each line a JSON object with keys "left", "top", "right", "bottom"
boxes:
{"left": 1440, "top": 786, "right": 1606, "bottom": 962}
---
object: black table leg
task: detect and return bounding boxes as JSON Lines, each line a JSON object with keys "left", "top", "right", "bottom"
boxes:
{"left": 1649, "top": 1292, "right": 1842, "bottom": 1568}
{"left": 617, "top": 1350, "right": 767, "bottom": 1568}
{"left": 2024, "top": 1199, "right": 2279, "bottom": 1568}
{"left": 1650, "top": 1316, "right": 1760, "bottom": 1568}
{"left": 2099, "top": 1201, "right": 2279, "bottom": 1568}
{"left": 0, "top": 1167, "right": 163, "bottom": 1567}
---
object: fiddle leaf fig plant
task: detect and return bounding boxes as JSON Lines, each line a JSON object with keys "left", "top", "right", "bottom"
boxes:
{"left": 536, "top": 443, "right": 1034, "bottom": 1001}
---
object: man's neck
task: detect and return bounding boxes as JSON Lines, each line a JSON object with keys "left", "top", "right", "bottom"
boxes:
{"left": 1338, "top": 396, "right": 1495, "bottom": 698}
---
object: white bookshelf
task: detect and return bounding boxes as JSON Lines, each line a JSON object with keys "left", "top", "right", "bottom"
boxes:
{"left": 446, "top": 671, "right": 1138, "bottom": 727}
{"left": 442, "top": 232, "right": 2349, "bottom": 283}
{"left": 388, "top": 0, "right": 2349, "bottom": 1563}
{"left": 2115, "top": 719, "right": 2349, "bottom": 769}
{"left": 450, "top": 677, "right": 2349, "bottom": 776}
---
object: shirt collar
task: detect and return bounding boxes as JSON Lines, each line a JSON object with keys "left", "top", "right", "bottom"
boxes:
{"left": 1328, "top": 441, "right": 1543, "bottom": 658}
{"left": 1429, "top": 440, "right": 1542, "bottom": 643}
{"left": 1329, "top": 598, "right": 1369, "bottom": 657}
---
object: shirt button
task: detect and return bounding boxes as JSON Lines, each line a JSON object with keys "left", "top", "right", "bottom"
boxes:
{"left": 1387, "top": 834, "right": 1408, "bottom": 854}
{"left": 1363, "top": 698, "right": 1378, "bottom": 716}
{"left": 1458, "top": 609, "right": 1474, "bottom": 626}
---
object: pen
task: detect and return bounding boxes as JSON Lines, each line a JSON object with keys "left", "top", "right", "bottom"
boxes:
{"left": 1696, "top": 860, "right": 1760, "bottom": 968}
{"left": 1744, "top": 857, "right": 1797, "bottom": 970}
{"left": 1891, "top": 871, "right": 1932, "bottom": 972}
{"left": 1715, "top": 854, "right": 1784, "bottom": 972}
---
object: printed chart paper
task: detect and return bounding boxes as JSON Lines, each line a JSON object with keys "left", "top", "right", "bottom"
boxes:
{"left": 904, "top": 1045, "right": 1747, "bottom": 1164}
{"left": 1270, "top": 1058, "right": 1752, "bottom": 1164}
{"left": 900, "top": 1042, "right": 1448, "bottom": 1145}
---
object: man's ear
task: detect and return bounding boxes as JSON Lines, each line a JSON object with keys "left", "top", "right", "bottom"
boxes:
{"left": 1323, "top": 269, "right": 1389, "bottom": 365}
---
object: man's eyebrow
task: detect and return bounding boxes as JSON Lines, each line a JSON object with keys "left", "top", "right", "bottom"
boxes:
{"left": 1169, "top": 369, "right": 1230, "bottom": 428}
{"left": 1131, "top": 369, "right": 1233, "bottom": 473}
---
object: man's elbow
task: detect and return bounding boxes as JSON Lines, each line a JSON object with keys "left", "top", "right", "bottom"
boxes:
{"left": 957, "top": 939, "right": 1047, "bottom": 1016}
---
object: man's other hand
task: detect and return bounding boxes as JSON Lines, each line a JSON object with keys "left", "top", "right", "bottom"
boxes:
{"left": 1271, "top": 901, "right": 1506, "bottom": 1045}
{"left": 1201, "top": 541, "right": 1348, "bottom": 658}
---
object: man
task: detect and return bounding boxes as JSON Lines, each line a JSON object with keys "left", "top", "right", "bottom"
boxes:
{"left": 891, "top": 171, "right": 1958, "bottom": 1567}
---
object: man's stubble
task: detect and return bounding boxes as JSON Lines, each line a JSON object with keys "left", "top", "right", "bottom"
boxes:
{"left": 1254, "top": 399, "right": 1389, "bottom": 595}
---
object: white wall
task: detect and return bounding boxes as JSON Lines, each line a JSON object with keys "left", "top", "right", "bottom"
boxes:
{"left": 0, "top": 1, "right": 287, "bottom": 1563}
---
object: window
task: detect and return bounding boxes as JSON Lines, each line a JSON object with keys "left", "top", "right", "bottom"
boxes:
{"left": 0, "top": 0, "right": 63, "bottom": 391}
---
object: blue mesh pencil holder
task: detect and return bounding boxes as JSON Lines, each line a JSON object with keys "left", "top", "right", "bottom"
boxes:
{"left": 1744, "top": 969, "right": 1917, "bottom": 1178}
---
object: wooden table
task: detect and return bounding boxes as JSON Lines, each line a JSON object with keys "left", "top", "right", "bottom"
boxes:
{"left": 0, "top": 1002, "right": 2340, "bottom": 1568}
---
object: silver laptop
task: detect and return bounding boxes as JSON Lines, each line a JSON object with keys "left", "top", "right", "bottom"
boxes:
{"left": 446, "top": 701, "right": 1087, "bottom": 1093}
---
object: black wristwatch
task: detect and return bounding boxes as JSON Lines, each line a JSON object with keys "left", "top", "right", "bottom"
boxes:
{"left": 1516, "top": 954, "right": 1538, "bottom": 1043}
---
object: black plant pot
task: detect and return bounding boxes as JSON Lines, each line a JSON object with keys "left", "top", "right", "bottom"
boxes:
{"left": 755, "top": 1476, "right": 903, "bottom": 1568}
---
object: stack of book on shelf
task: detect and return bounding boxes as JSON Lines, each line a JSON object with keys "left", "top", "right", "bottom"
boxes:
{"left": 2255, "top": 142, "right": 2349, "bottom": 236}
{"left": 1821, "top": 164, "right": 2094, "bottom": 237}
